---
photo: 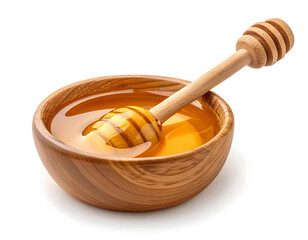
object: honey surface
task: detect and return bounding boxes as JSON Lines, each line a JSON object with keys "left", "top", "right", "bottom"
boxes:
{"left": 50, "top": 90, "right": 220, "bottom": 158}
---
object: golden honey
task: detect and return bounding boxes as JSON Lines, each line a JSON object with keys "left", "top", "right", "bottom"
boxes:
{"left": 50, "top": 90, "right": 220, "bottom": 157}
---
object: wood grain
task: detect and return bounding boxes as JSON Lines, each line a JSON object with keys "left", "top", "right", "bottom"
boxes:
{"left": 33, "top": 75, "right": 234, "bottom": 212}
{"left": 33, "top": 18, "right": 294, "bottom": 211}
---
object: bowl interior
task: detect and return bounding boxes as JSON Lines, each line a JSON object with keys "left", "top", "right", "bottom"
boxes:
{"left": 34, "top": 75, "right": 233, "bottom": 160}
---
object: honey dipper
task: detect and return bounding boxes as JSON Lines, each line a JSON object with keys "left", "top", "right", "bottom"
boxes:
{"left": 86, "top": 18, "right": 294, "bottom": 149}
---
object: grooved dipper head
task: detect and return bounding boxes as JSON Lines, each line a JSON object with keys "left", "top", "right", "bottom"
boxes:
{"left": 84, "top": 106, "right": 162, "bottom": 149}
{"left": 236, "top": 18, "right": 294, "bottom": 68}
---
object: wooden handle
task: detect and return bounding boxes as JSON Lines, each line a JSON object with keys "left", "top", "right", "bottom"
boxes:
{"left": 150, "top": 18, "right": 294, "bottom": 123}
{"left": 150, "top": 49, "right": 251, "bottom": 122}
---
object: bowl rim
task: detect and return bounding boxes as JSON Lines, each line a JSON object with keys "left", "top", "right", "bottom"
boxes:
{"left": 33, "top": 75, "right": 234, "bottom": 163}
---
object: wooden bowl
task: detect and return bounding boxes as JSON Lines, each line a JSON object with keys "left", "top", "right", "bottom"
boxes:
{"left": 33, "top": 75, "right": 234, "bottom": 212}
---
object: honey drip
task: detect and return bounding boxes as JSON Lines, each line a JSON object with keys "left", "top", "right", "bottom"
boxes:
{"left": 50, "top": 90, "right": 220, "bottom": 158}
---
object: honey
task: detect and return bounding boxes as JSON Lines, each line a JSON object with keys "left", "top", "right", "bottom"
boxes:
{"left": 50, "top": 90, "right": 220, "bottom": 158}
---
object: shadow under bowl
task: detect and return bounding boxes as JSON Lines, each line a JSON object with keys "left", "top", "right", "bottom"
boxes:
{"left": 33, "top": 75, "right": 234, "bottom": 212}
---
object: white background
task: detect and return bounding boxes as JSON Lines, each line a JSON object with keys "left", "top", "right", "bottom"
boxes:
{"left": 1, "top": 0, "right": 307, "bottom": 239}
